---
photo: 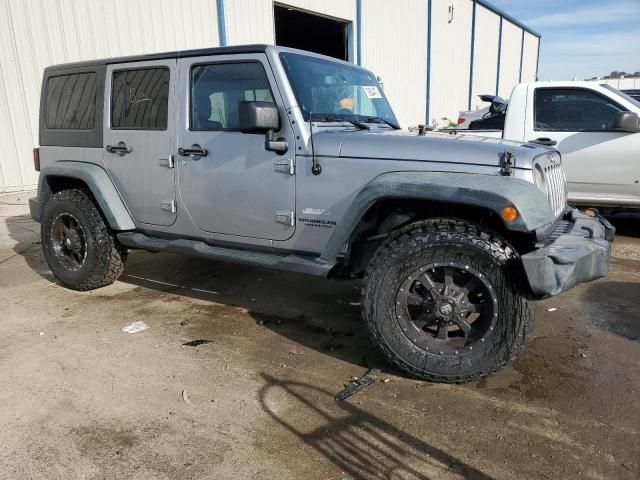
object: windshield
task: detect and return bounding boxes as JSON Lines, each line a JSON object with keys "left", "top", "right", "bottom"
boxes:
{"left": 602, "top": 84, "right": 640, "bottom": 110}
{"left": 279, "top": 52, "right": 399, "bottom": 126}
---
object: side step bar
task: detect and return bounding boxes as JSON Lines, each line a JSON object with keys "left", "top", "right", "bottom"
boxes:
{"left": 117, "top": 232, "right": 333, "bottom": 277}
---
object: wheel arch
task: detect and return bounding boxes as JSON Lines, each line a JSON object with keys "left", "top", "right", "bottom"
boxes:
{"left": 322, "top": 171, "right": 555, "bottom": 273}
{"left": 37, "top": 162, "right": 135, "bottom": 231}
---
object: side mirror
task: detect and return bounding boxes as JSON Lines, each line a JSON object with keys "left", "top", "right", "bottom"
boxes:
{"left": 612, "top": 111, "right": 640, "bottom": 133}
{"left": 239, "top": 101, "right": 280, "bottom": 133}
{"left": 238, "top": 101, "right": 287, "bottom": 154}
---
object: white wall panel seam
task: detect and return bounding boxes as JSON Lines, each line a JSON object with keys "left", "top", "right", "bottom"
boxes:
{"left": 54, "top": 0, "right": 69, "bottom": 62}
{"left": 4, "top": 1, "right": 29, "bottom": 188}
{"left": 0, "top": 66, "right": 15, "bottom": 191}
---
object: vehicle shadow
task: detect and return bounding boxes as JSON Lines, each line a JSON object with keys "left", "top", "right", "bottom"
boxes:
{"left": 258, "top": 373, "right": 494, "bottom": 480}
{"left": 115, "top": 250, "right": 394, "bottom": 374}
{"left": 605, "top": 212, "right": 640, "bottom": 238}
{"left": 4, "top": 213, "right": 393, "bottom": 373}
{"left": 3, "top": 214, "right": 52, "bottom": 278}
{"left": 582, "top": 280, "right": 640, "bottom": 342}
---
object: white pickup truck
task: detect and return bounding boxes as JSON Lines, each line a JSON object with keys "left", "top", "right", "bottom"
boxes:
{"left": 461, "top": 82, "right": 640, "bottom": 210}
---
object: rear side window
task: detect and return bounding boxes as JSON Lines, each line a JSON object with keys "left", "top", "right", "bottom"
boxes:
{"left": 45, "top": 73, "right": 97, "bottom": 129}
{"left": 534, "top": 88, "right": 624, "bottom": 132}
{"left": 111, "top": 68, "right": 169, "bottom": 130}
{"left": 190, "top": 62, "right": 274, "bottom": 131}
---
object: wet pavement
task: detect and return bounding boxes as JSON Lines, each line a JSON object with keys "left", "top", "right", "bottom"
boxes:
{"left": 1, "top": 192, "right": 639, "bottom": 479}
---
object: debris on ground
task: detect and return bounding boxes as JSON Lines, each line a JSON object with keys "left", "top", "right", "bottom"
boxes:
{"left": 335, "top": 368, "right": 381, "bottom": 402}
{"left": 179, "top": 319, "right": 190, "bottom": 326}
{"left": 121, "top": 321, "right": 150, "bottom": 334}
{"left": 182, "top": 390, "right": 192, "bottom": 405}
{"left": 547, "top": 307, "right": 558, "bottom": 312}
{"left": 182, "top": 339, "right": 213, "bottom": 347}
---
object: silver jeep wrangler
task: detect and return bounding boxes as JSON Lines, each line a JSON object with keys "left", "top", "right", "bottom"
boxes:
{"left": 30, "top": 45, "right": 613, "bottom": 383}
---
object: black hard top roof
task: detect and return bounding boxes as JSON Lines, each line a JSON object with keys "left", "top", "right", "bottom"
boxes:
{"left": 45, "top": 44, "right": 270, "bottom": 72}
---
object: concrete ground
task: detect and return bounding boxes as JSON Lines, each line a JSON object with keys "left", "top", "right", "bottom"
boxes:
{"left": 1, "top": 191, "right": 638, "bottom": 480}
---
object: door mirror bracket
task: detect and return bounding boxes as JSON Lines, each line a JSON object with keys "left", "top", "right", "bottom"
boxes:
{"left": 265, "top": 130, "right": 288, "bottom": 155}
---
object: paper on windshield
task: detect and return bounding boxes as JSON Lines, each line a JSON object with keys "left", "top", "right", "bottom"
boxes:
{"left": 362, "top": 86, "right": 382, "bottom": 99}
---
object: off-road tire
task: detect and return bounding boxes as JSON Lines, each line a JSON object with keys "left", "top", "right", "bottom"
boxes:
{"left": 361, "top": 218, "right": 533, "bottom": 383}
{"left": 41, "top": 188, "right": 127, "bottom": 291}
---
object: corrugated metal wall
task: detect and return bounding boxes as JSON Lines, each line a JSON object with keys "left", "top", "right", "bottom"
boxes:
{"left": 520, "top": 32, "right": 539, "bottom": 83}
{"left": 0, "top": 0, "right": 539, "bottom": 193}
{"left": 497, "top": 20, "right": 522, "bottom": 99}
{"left": 429, "top": 0, "right": 473, "bottom": 126}
{"left": 470, "top": 3, "right": 500, "bottom": 109}
{"left": 361, "top": 0, "right": 428, "bottom": 128}
{"left": 0, "top": 0, "right": 221, "bottom": 194}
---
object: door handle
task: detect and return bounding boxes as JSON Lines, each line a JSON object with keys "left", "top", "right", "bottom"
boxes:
{"left": 106, "top": 141, "right": 132, "bottom": 156}
{"left": 529, "top": 137, "right": 557, "bottom": 147}
{"left": 178, "top": 145, "right": 208, "bottom": 157}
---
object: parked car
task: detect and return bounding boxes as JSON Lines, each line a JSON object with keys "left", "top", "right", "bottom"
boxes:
{"left": 461, "top": 82, "right": 640, "bottom": 210}
{"left": 30, "top": 46, "right": 612, "bottom": 383}
{"left": 456, "top": 95, "right": 507, "bottom": 129}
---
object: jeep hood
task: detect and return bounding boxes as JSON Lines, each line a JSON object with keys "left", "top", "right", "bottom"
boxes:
{"left": 311, "top": 128, "right": 546, "bottom": 169}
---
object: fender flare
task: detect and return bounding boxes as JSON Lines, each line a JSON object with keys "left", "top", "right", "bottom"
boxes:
{"left": 321, "top": 171, "right": 555, "bottom": 262}
{"left": 36, "top": 162, "right": 135, "bottom": 231}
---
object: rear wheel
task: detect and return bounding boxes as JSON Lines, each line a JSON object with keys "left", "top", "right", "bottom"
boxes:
{"left": 362, "top": 218, "right": 532, "bottom": 383}
{"left": 41, "top": 189, "right": 127, "bottom": 291}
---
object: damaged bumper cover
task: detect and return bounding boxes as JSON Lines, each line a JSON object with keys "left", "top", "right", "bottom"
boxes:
{"left": 522, "top": 208, "right": 614, "bottom": 298}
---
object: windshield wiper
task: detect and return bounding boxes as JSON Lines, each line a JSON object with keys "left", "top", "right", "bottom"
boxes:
{"left": 313, "top": 116, "right": 370, "bottom": 130}
{"left": 365, "top": 116, "right": 401, "bottom": 130}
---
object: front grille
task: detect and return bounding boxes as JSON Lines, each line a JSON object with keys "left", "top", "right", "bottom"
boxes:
{"left": 535, "top": 153, "right": 567, "bottom": 218}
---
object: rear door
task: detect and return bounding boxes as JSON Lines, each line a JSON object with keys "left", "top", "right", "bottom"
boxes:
{"left": 176, "top": 54, "right": 296, "bottom": 240}
{"left": 103, "top": 60, "right": 177, "bottom": 226}
{"left": 525, "top": 87, "right": 640, "bottom": 205}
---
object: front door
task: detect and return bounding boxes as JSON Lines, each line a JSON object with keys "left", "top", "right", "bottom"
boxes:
{"left": 176, "top": 54, "right": 296, "bottom": 240}
{"left": 103, "top": 60, "right": 177, "bottom": 226}
{"left": 527, "top": 87, "right": 640, "bottom": 205}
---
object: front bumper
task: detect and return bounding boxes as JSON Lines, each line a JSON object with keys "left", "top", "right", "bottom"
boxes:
{"left": 521, "top": 208, "right": 614, "bottom": 298}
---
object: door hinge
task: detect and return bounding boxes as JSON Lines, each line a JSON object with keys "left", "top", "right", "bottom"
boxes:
{"left": 273, "top": 158, "right": 295, "bottom": 175}
{"left": 161, "top": 200, "right": 176, "bottom": 213}
{"left": 159, "top": 155, "right": 174, "bottom": 169}
{"left": 275, "top": 210, "right": 295, "bottom": 226}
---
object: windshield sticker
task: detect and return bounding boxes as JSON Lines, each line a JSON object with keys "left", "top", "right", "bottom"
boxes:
{"left": 363, "top": 86, "right": 382, "bottom": 99}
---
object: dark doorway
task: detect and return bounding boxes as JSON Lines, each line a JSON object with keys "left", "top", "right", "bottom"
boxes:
{"left": 274, "top": 4, "right": 350, "bottom": 61}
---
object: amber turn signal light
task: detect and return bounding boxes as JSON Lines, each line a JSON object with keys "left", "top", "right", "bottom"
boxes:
{"left": 501, "top": 206, "right": 518, "bottom": 222}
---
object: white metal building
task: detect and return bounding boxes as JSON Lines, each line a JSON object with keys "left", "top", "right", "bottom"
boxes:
{"left": 0, "top": 0, "right": 539, "bottom": 193}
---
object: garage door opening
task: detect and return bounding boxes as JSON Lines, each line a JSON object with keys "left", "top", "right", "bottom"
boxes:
{"left": 274, "top": 4, "right": 350, "bottom": 61}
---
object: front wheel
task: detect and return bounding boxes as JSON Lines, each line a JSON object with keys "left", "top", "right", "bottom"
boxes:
{"left": 361, "top": 218, "right": 532, "bottom": 383}
{"left": 41, "top": 189, "right": 127, "bottom": 291}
